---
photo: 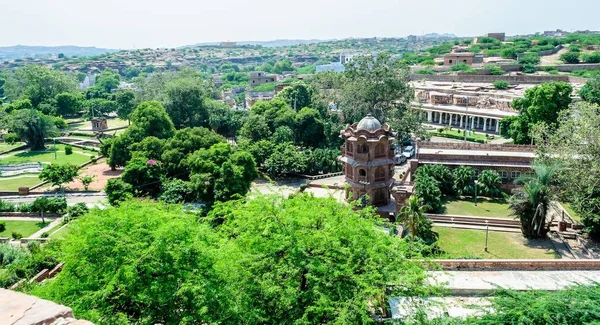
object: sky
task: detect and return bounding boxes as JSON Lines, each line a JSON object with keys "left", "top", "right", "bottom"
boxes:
{"left": 1, "top": 0, "right": 599, "bottom": 49}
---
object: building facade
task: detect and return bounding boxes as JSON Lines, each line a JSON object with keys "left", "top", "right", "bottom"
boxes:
{"left": 249, "top": 72, "right": 276, "bottom": 87}
{"left": 443, "top": 52, "right": 475, "bottom": 66}
{"left": 339, "top": 114, "right": 396, "bottom": 207}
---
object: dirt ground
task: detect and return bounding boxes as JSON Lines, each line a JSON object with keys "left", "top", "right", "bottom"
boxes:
{"left": 60, "top": 162, "right": 122, "bottom": 191}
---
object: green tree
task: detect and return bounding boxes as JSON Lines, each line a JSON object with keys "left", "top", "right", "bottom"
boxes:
{"left": 158, "top": 179, "right": 194, "bottom": 203}
{"left": 239, "top": 114, "right": 272, "bottom": 141}
{"left": 121, "top": 156, "right": 162, "bottom": 197}
{"left": 206, "top": 194, "right": 432, "bottom": 323}
{"left": 4, "top": 65, "right": 77, "bottom": 107}
{"left": 397, "top": 195, "right": 438, "bottom": 246}
{"left": 5, "top": 109, "right": 58, "bottom": 150}
{"left": 31, "top": 201, "right": 228, "bottom": 324}
{"left": 413, "top": 174, "right": 443, "bottom": 213}
{"left": 416, "top": 164, "right": 454, "bottom": 196}
{"left": 477, "top": 170, "right": 502, "bottom": 198}
{"left": 272, "top": 60, "right": 293, "bottom": 74}
{"left": 39, "top": 164, "right": 79, "bottom": 190}
{"left": 130, "top": 101, "right": 175, "bottom": 139}
{"left": 54, "top": 92, "right": 82, "bottom": 117}
{"left": 94, "top": 69, "right": 120, "bottom": 93}
{"left": 115, "top": 90, "right": 136, "bottom": 123}
{"left": 510, "top": 163, "right": 558, "bottom": 238}
{"left": 274, "top": 82, "right": 314, "bottom": 111}
{"left": 272, "top": 126, "right": 295, "bottom": 143}
{"left": 505, "top": 82, "right": 573, "bottom": 144}
{"left": 453, "top": 166, "right": 475, "bottom": 196}
{"left": 263, "top": 142, "right": 307, "bottom": 176}
{"left": 84, "top": 98, "right": 117, "bottom": 118}
{"left": 518, "top": 52, "right": 541, "bottom": 65}
{"left": 294, "top": 107, "right": 325, "bottom": 148}
{"left": 164, "top": 77, "right": 210, "bottom": 129}
{"left": 161, "top": 127, "right": 225, "bottom": 178}
{"left": 104, "top": 179, "right": 134, "bottom": 206}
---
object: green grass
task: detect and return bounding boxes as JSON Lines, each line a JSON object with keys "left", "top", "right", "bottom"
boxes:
{"left": 66, "top": 118, "right": 129, "bottom": 132}
{"left": 0, "top": 220, "right": 50, "bottom": 238}
{"left": 0, "top": 176, "right": 42, "bottom": 191}
{"left": 441, "top": 197, "right": 513, "bottom": 219}
{"left": 50, "top": 224, "right": 71, "bottom": 239}
{"left": 435, "top": 227, "right": 559, "bottom": 259}
{"left": 0, "top": 144, "right": 94, "bottom": 165}
{"left": 0, "top": 142, "right": 25, "bottom": 153}
{"left": 561, "top": 203, "right": 582, "bottom": 223}
{"left": 427, "top": 130, "right": 492, "bottom": 143}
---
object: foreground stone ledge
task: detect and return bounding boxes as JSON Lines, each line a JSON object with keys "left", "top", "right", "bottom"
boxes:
{"left": 434, "top": 259, "right": 600, "bottom": 271}
{"left": 0, "top": 288, "right": 93, "bottom": 325}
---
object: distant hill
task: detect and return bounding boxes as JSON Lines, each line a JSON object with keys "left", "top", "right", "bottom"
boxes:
{"left": 420, "top": 33, "right": 457, "bottom": 39}
{"left": 189, "top": 39, "right": 336, "bottom": 48}
{"left": 0, "top": 45, "right": 119, "bottom": 60}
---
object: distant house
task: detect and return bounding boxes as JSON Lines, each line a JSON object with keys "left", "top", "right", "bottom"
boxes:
{"left": 91, "top": 117, "right": 108, "bottom": 131}
{"left": 443, "top": 52, "right": 475, "bottom": 66}
{"left": 245, "top": 91, "right": 275, "bottom": 108}
{"left": 485, "top": 33, "right": 506, "bottom": 42}
{"left": 249, "top": 72, "right": 276, "bottom": 87}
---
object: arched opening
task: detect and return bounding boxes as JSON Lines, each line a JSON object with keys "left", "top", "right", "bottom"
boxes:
{"left": 346, "top": 142, "right": 354, "bottom": 156}
{"left": 358, "top": 169, "right": 367, "bottom": 182}
{"left": 373, "top": 189, "right": 387, "bottom": 206}
{"left": 375, "top": 166, "right": 386, "bottom": 182}
{"left": 375, "top": 142, "right": 386, "bottom": 158}
{"left": 357, "top": 143, "right": 369, "bottom": 154}
{"left": 346, "top": 165, "right": 353, "bottom": 178}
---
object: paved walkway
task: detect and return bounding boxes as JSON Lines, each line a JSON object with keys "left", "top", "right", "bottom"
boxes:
{"left": 30, "top": 218, "right": 63, "bottom": 238}
{"left": 430, "top": 270, "right": 600, "bottom": 295}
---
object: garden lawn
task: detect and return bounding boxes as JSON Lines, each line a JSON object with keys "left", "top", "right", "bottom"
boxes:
{"left": 0, "top": 220, "right": 50, "bottom": 238}
{"left": 435, "top": 227, "right": 559, "bottom": 259}
{"left": 561, "top": 203, "right": 582, "bottom": 223}
{"left": 0, "top": 144, "right": 95, "bottom": 165}
{"left": 0, "top": 176, "right": 41, "bottom": 191}
{"left": 0, "top": 142, "right": 25, "bottom": 153}
{"left": 50, "top": 224, "right": 71, "bottom": 239}
{"left": 441, "top": 197, "right": 513, "bottom": 219}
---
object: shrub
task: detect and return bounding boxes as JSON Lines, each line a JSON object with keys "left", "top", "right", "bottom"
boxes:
{"left": 66, "top": 202, "right": 89, "bottom": 219}
{"left": 0, "top": 200, "right": 16, "bottom": 212}
{"left": 486, "top": 65, "right": 505, "bottom": 75}
{"left": 493, "top": 81, "right": 510, "bottom": 89}
{"left": 416, "top": 69, "right": 435, "bottom": 75}
{"left": 41, "top": 232, "right": 49, "bottom": 238}
{"left": 518, "top": 53, "right": 541, "bottom": 65}
{"left": 522, "top": 64, "right": 538, "bottom": 73}
{"left": 3, "top": 133, "right": 20, "bottom": 145}
{"left": 560, "top": 52, "right": 581, "bottom": 64}
{"left": 0, "top": 221, "right": 5, "bottom": 232}
{"left": 451, "top": 63, "right": 471, "bottom": 72}
{"left": 12, "top": 232, "right": 23, "bottom": 240}
{"left": 582, "top": 52, "right": 600, "bottom": 64}
{"left": 65, "top": 145, "right": 73, "bottom": 155}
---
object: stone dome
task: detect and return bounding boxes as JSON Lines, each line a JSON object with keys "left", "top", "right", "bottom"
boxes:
{"left": 356, "top": 113, "right": 382, "bottom": 132}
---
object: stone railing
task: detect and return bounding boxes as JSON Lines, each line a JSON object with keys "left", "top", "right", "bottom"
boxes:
{"left": 432, "top": 259, "right": 600, "bottom": 271}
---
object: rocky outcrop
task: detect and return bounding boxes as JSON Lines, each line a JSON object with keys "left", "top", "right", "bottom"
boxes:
{"left": 0, "top": 289, "right": 93, "bottom": 325}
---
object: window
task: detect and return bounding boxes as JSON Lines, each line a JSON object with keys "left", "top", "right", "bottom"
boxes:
{"left": 357, "top": 143, "right": 369, "bottom": 154}
{"left": 375, "top": 143, "right": 386, "bottom": 158}
{"left": 463, "top": 59, "right": 467, "bottom": 63}
{"left": 358, "top": 169, "right": 366, "bottom": 177}
{"left": 500, "top": 171, "right": 508, "bottom": 179}
{"left": 375, "top": 167, "right": 385, "bottom": 182}
{"left": 449, "top": 59, "right": 453, "bottom": 64}
{"left": 511, "top": 171, "right": 521, "bottom": 179}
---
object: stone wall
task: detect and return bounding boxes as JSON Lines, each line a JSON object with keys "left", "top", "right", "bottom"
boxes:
{"left": 552, "top": 63, "right": 600, "bottom": 72}
{"left": 410, "top": 74, "right": 571, "bottom": 84}
{"left": 433, "top": 259, "right": 600, "bottom": 271}
{"left": 417, "top": 142, "right": 536, "bottom": 152}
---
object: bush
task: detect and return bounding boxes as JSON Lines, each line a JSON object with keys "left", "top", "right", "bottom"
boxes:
{"left": 0, "top": 221, "right": 5, "bottom": 232}
{"left": 522, "top": 64, "right": 538, "bottom": 73}
{"left": 3, "top": 133, "right": 20, "bottom": 145}
{"left": 493, "top": 81, "right": 510, "bottom": 89}
{"left": 41, "top": 232, "right": 49, "bottom": 238}
{"left": 486, "top": 65, "right": 505, "bottom": 75}
{"left": 582, "top": 52, "right": 600, "bottom": 64}
{"left": 451, "top": 63, "right": 471, "bottom": 72}
{"left": 560, "top": 52, "right": 581, "bottom": 64}
{"left": 518, "top": 53, "right": 541, "bottom": 65}
{"left": 416, "top": 69, "right": 435, "bottom": 75}
{"left": 66, "top": 202, "right": 89, "bottom": 219}
{"left": 0, "top": 200, "right": 16, "bottom": 212}
{"left": 65, "top": 145, "right": 73, "bottom": 155}
{"left": 12, "top": 232, "right": 23, "bottom": 240}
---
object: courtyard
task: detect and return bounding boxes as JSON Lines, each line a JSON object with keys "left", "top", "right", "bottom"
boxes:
{"left": 441, "top": 197, "right": 513, "bottom": 219}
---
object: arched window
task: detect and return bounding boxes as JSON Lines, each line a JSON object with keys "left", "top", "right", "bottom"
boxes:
{"left": 357, "top": 143, "right": 369, "bottom": 154}
{"left": 346, "top": 165, "right": 353, "bottom": 178}
{"left": 375, "top": 167, "right": 386, "bottom": 182}
{"left": 375, "top": 142, "right": 386, "bottom": 158}
{"left": 346, "top": 142, "right": 354, "bottom": 155}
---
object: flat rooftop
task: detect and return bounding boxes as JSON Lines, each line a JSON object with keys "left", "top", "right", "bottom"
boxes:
{"left": 412, "top": 80, "right": 584, "bottom": 98}
{"left": 416, "top": 102, "right": 518, "bottom": 119}
{"left": 418, "top": 148, "right": 535, "bottom": 158}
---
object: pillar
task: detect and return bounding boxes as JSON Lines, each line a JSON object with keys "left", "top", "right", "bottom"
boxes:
{"left": 483, "top": 118, "right": 488, "bottom": 131}
{"left": 449, "top": 114, "right": 453, "bottom": 126}
{"left": 459, "top": 115, "right": 463, "bottom": 128}
{"left": 427, "top": 111, "right": 432, "bottom": 122}
{"left": 495, "top": 119, "right": 499, "bottom": 133}
{"left": 471, "top": 116, "right": 475, "bottom": 130}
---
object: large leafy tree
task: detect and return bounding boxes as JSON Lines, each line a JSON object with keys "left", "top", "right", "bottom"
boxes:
{"left": 509, "top": 163, "right": 558, "bottom": 238}
{"left": 161, "top": 127, "right": 225, "bottom": 178}
{"left": 413, "top": 174, "right": 443, "bottom": 213}
{"left": 4, "top": 109, "right": 58, "bottom": 150}
{"left": 4, "top": 65, "right": 77, "bottom": 107}
{"left": 263, "top": 142, "right": 308, "bottom": 176}
{"left": 504, "top": 82, "right": 573, "bottom": 144}
{"left": 294, "top": 107, "right": 325, "bottom": 148}
{"left": 32, "top": 201, "right": 229, "bottom": 324}
{"left": 274, "top": 82, "right": 315, "bottom": 111}
{"left": 121, "top": 156, "right": 162, "bottom": 197}
{"left": 54, "top": 92, "right": 82, "bottom": 117}
{"left": 129, "top": 101, "right": 175, "bottom": 139}
{"left": 164, "top": 77, "right": 210, "bottom": 129}
{"left": 115, "top": 90, "right": 136, "bottom": 123}
{"left": 533, "top": 102, "right": 600, "bottom": 237}
{"left": 207, "top": 194, "right": 433, "bottom": 323}
{"left": 416, "top": 164, "right": 454, "bottom": 196}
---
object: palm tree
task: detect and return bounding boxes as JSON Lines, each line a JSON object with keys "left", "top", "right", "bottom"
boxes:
{"left": 477, "top": 170, "right": 502, "bottom": 198}
{"left": 397, "top": 196, "right": 438, "bottom": 245}
{"left": 510, "top": 163, "right": 558, "bottom": 238}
